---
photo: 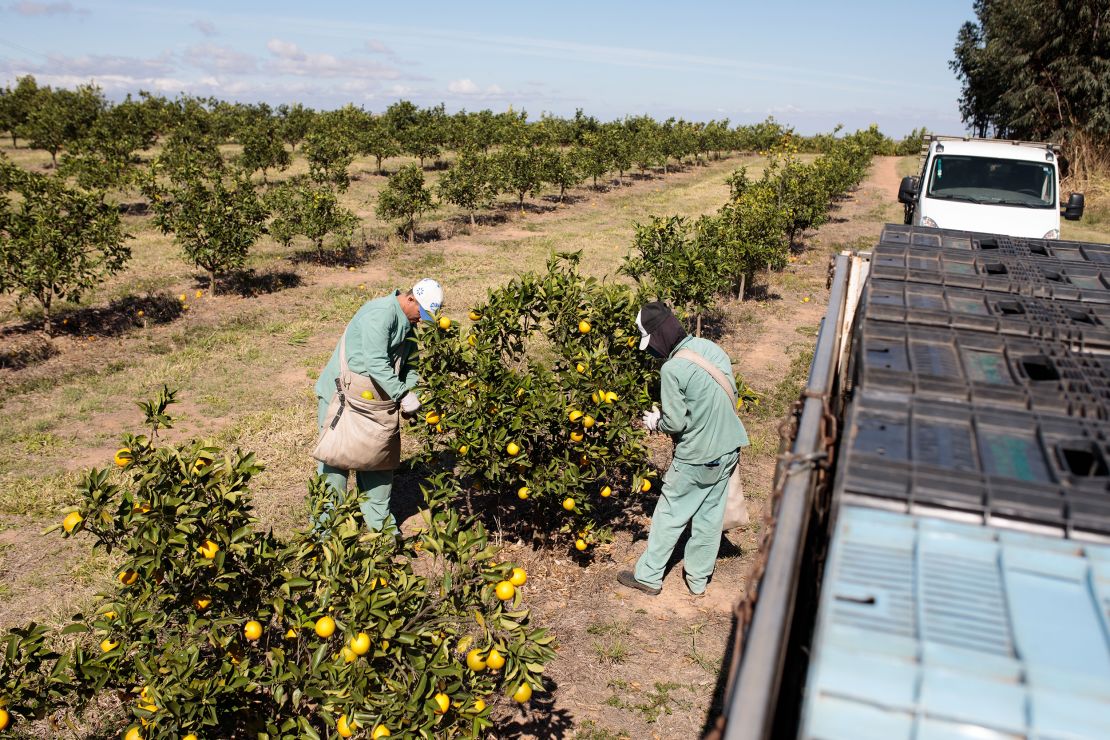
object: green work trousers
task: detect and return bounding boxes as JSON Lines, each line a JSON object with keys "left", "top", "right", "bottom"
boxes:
{"left": 316, "top": 397, "right": 396, "bottom": 531}
{"left": 634, "top": 449, "right": 739, "bottom": 593}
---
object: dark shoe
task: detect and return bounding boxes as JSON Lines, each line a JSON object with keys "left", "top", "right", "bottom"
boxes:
{"left": 616, "top": 570, "right": 661, "bottom": 596}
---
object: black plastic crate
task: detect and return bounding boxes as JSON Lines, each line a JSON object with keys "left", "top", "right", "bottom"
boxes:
{"left": 863, "top": 278, "right": 1110, "bottom": 348}
{"left": 870, "top": 243, "right": 1110, "bottom": 303}
{"left": 879, "top": 224, "right": 1110, "bottom": 265}
{"left": 835, "top": 396, "right": 1110, "bottom": 537}
{"left": 853, "top": 318, "right": 1110, "bottom": 420}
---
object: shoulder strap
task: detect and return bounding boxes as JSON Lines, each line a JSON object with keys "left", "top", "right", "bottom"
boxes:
{"left": 673, "top": 348, "right": 736, "bottom": 406}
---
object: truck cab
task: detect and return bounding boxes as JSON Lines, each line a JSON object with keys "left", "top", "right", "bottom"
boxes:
{"left": 898, "top": 136, "right": 1085, "bottom": 239}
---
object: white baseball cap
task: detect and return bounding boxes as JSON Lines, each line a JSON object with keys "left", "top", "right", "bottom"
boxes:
{"left": 412, "top": 278, "right": 443, "bottom": 321}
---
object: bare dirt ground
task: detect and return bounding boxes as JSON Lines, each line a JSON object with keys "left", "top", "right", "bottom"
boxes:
{"left": 0, "top": 151, "right": 906, "bottom": 739}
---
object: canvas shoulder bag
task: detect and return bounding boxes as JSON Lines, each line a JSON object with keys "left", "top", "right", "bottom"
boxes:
{"left": 311, "top": 330, "right": 402, "bottom": 471}
{"left": 672, "top": 348, "right": 749, "bottom": 530}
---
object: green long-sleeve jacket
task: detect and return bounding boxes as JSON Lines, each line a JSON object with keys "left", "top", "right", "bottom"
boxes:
{"left": 314, "top": 291, "right": 419, "bottom": 403}
{"left": 659, "top": 336, "right": 750, "bottom": 464}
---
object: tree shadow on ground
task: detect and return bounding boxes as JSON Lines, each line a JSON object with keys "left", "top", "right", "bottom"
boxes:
{"left": 498, "top": 677, "right": 574, "bottom": 739}
{"left": 1, "top": 292, "right": 184, "bottom": 369}
{"left": 694, "top": 309, "right": 729, "bottom": 342}
{"left": 213, "top": 268, "right": 303, "bottom": 297}
{"left": 447, "top": 212, "right": 510, "bottom": 230}
{"left": 116, "top": 201, "right": 151, "bottom": 216}
{"left": 0, "top": 334, "right": 58, "bottom": 370}
{"left": 289, "top": 241, "right": 384, "bottom": 268}
{"left": 495, "top": 201, "right": 557, "bottom": 218}
{"left": 743, "top": 285, "right": 781, "bottom": 302}
{"left": 540, "top": 193, "right": 588, "bottom": 206}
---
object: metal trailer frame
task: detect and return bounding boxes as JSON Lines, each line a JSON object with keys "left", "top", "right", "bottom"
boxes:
{"left": 708, "top": 253, "right": 863, "bottom": 740}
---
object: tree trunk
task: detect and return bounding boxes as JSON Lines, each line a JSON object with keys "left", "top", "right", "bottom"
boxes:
{"left": 9, "top": 133, "right": 15, "bottom": 148}
{"left": 737, "top": 273, "right": 747, "bottom": 301}
{"left": 40, "top": 295, "right": 52, "bottom": 337}
{"left": 696, "top": 313, "right": 703, "bottom": 338}
{"left": 376, "top": 155, "right": 384, "bottom": 175}
{"left": 408, "top": 223, "right": 415, "bottom": 243}
{"left": 469, "top": 211, "right": 476, "bottom": 227}
{"left": 518, "top": 193, "right": 525, "bottom": 214}
{"left": 50, "top": 150, "right": 57, "bottom": 167}
{"left": 209, "top": 268, "right": 218, "bottom": 295}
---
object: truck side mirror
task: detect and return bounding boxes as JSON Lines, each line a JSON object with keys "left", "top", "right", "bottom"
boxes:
{"left": 1062, "top": 192, "right": 1085, "bottom": 221}
{"left": 897, "top": 176, "right": 919, "bottom": 205}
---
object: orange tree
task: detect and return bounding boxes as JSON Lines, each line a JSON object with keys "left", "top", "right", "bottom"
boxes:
{"left": 411, "top": 253, "right": 657, "bottom": 552}
{"left": 0, "top": 394, "right": 554, "bottom": 739}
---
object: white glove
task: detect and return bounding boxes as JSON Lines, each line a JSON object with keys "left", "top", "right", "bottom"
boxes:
{"left": 400, "top": 391, "right": 421, "bottom": 414}
{"left": 642, "top": 406, "right": 661, "bottom": 432}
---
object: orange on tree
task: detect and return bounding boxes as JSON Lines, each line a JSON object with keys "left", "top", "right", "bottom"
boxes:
{"left": 568, "top": 409, "right": 583, "bottom": 422}
{"left": 114, "top": 448, "right": 132, "bottom": 467}
{"left": 505, "top": 441, "right": 520, "bottom": 457}
{"left": 337, "top": 714, "right": 356, "bottom": 738}
{"left": 0, "top": 708, "right": 9, "bottom": 730}
{"left": 466, "top": 648, "right": 487, "bottom": 671}
{"left": 509, "top": 567, "right": 527, "bottom": 586}
{"left": 183, "top": 735, "right": 197, "bottom": 740}
{"left": 62, "top": 511, "right": 82, "bottom": 534}
{"left": 470, "top": 699, "right": 486, "bottom": 713}
{"left": 193, "top": 596, "right": 211, "bottom": 610}
{"left": 433, "top": 692, "right": 450, "bottom": 715}
{"left": 340, "top": 646, "right": 357, "bottom": 663}
{"left": 373, "top": 725, "right": 391, "bottom": 739}
{"left": 457, "top": 444, "right": 468, "bottom": 455}
{"left": 605, "top": 391, "right": 619, "bottom": 403}
{"left": 118, "top": 569, "right": 138, "bottom": 586}
{"left": 517, "top": 486, "right": 529, "bottom": 500}
{"left": 468, "top": 310, "right": 481, "bottom": 321}
{"left": 562, "top": 497, "right": 576, "bottom": 512}
{"left": 285, "top": 628, "right": 298, "bottom": 640}
{"left": 485, "top": 648, "right": 505, "bottom": 671}
{"left": 494, "top": 580, "right": 516, "bottom": 601}
{"left": 468, "top": 334, "right": 477, "bottom": 347}
{"left": 641, "top": 479, "right": 652, "bottom": 492}
{"left": 600, "top": 485, "right": 612, "bottom": 498}
{"left": 576, "top": 363, "right": 586, "bottom": 373}
{"left": 124, "top": 727, "right": 142, "bottom": 740}
{"left": 197, "top": 539, "right": 219, "bottom": 559}
{"left": 582, "top": 415, "right": 595, "bottom": 428}
{"left": 350, "top": 632, "right": 371, "bottom": 656}
{"left": 570, "top": 431, "right": 584, "bottom": 443}
{"left": 512, "top": 683, "right": 533, "bottom": 703}
{"left": 425, "top": 411, "right": 441, "bottom": 425}
{"left": 315, "top": 615, "right": 336, "bottom": 638}
{"left": 575, "top": 539, "right": 588, "bottom": 551}
{"left": 100, "top": 638, "right": 119, "bottom": 652}
{"left": 243, "top": 620, "right": 263, "bottom": 641}
{"left": 578, "top": 320, "right": 591, "bottom": 334}
{"left": 437, "top": 316, "right": 452, "bottom": 330}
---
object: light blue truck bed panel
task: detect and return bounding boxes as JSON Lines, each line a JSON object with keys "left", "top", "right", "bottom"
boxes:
{"left": 800, "top": 506, "right": 1110, "bottom": 739}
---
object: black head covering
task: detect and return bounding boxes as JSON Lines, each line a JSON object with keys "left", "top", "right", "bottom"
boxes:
{"left": 637, "top": 301, "right": 687, "bottom": 358}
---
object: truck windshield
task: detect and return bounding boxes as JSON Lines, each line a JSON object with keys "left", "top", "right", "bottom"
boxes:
{"left": 927, "top": 155, "right": 1056, "bottom": 209}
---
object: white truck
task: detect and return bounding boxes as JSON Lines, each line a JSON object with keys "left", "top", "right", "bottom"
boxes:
{"left": 897, "top": 136, "right": 1085, "bottom": 239}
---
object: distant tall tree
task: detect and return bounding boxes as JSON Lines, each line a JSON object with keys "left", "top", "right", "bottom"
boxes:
{"left": 0, "top": 75, "right": 41, "bottom": 148}
{"left": 144, "top": 158, "right": 267, "bottom": 292}
{"left": 0, "top": 156, "right": 129, "bottom": 334}
{"left": 951, "top": 0, "right": 1110, "bottom": 176}
{"left": 436, "top": 149, "right": 500, "bottom": 225}
{"left": 19, "top": 84, "right": 105, "bottom": 166}
{"left": 267, "top": 175, "right": 359, "bottom": 258}
{"left": 358, "top": 115, "right": 400, "bottom": 175}
{"left": 238, "top": 116, "right": 291, "bottom": 182}
{"left": 277, "top": 102, "right": 314, "bottom": 152}
{"left": 376, "top": 164, "right": 436, "bottom": 243}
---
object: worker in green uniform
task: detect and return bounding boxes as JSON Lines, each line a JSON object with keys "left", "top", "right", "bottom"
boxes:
{"left": 617, "top": 301, "right": 749, "bottom": 596}
{"left": 314, "top": 278, "right": 443, "bottom": 530}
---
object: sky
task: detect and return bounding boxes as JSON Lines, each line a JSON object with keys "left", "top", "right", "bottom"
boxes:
{"left": 0, "top": 0, "right": 978, "bottom": 137}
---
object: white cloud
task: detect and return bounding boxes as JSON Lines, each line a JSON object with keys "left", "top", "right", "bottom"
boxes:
{"left": 448, "top": 78, "right": 478, "bottom": 94}
{"left": 183, "top": 43, "right": 257, "bottom": 74}
{"left": 365, "top": 39, "right": 395, "bottom": 56}
{"left": 266, "top": 38, "right": 305, "bottom": 61}
{"left": 447, "top": 78, "right": 510, "bottom": 99}
{"left": 8, "top": 1, "right": 84, "bottom": 15}
{"left": 265, "top": 37, "right": 402, "bottom": 80}
{"left": 17, "top": 52, "right": 176, "bottom": 78}
{"left": 190, "top": 19, "right": 218, "bottom": 36}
